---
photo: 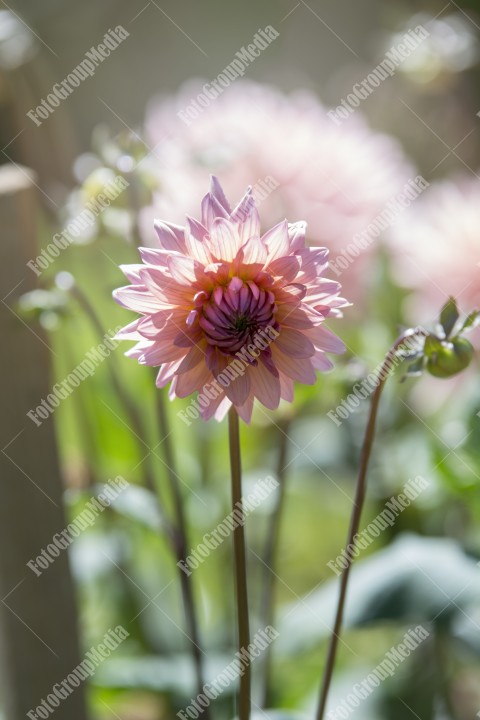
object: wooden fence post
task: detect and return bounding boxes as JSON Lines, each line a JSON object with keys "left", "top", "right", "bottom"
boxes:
{"left": 0, "top": 164, "right": 88, "bottom": 720}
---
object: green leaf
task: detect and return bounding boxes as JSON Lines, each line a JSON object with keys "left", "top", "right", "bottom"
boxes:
{"left": 439, "top": 297, "right": 459, "bottom": 337}
{"left": 106, "top": 484, "right": 163, "bottom": 531}
{"left": 277, "top": 534, "right": 480, "bottom": 655}
{"left": 94, "top": 653, "right": 236, "bottom": 695}
{"left": 460, "top": 309, "right": 480, "bottom": 332}
{"left": 403, "top": 356, "right": 424, "bottom": 379}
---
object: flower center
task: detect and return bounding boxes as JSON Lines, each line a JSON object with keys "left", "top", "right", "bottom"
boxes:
{"left": 199, "top": 278, "right": 278, "bottom": 356}
{"left": 233, "top": 314, "right": 251, "bottom": 333}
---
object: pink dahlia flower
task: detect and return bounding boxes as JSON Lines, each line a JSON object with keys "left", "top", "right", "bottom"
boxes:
{"left": 114, "top": 177, "right": 348, "bottom": 423}
{"left": 386, "top": 174, "right": 480, "bottom": 324}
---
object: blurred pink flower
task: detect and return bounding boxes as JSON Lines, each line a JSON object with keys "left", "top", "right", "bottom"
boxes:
{"left": 114, "top": 177, "right": 348, "bottom": 423}
{"left": 141, "top": 81, "right": 412, "bottom": 302}
{"left": 386, "top": 174, "right": 480, "bottom": 324}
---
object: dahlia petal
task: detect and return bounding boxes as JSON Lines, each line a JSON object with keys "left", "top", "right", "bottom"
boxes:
{"left": 276, "top": 328, "right": 316, "bottom": 359}
{"left": 312, "top": 352, "right": 334, "bottom": 372}
{"left": 276, "top": 304, "right": 317, "bottom": 329}
{"left": 124, "top": 341, "right": 151, "bottom": 359}
{"left": 260, "top": 348, "right": 280, "bottom": 377}
{"left": 262, "top": 220, "right": 290, "bottom": 260}
{"left": 210, "top": 175, "right": 232, "bottom": 214}
{"left": 223, "top": 367, "right": 251, "bottom": 406}
{"left": 141, "top": 339, "right": 187, "bottom": 364}
{"left": 175, "top": 361, "right": 212, "bottom": 398}
{"left": 305, "top": 325, "right": 346, "bottom": 354}
{"left": 199, "top": 392, "right": 231, "bottom": 422}
{"left": 138, "top": 247, "right": 172, "bottom": 267}
{"left": 279, "top": 373, "right": 295, "bottom": 402}
{"left": 174, "top": 325, "right": 202, "bottom": 347}
{"left": 139, "top": 316, "right": 189, "bottom": 347}
{"left": 296, "top": 248, "right": 329, "bottom": 283}
{"left": 201, "top": 192, "right": 229, "bottom": 228}
{"left": 232, "top": 197, "right": 261, "bottom": 243}
{"left": 229, "top": 276, "right": 243, "bottom": 293}
{"left": 211, "top": 396, "right": 232, "bottom": 422}
{"left": 209, "top": 218, "right": 239, "bottom": 261}
{"left": 185, "top": 217, "right": 212, "bottom": 265}
{"left": 250, "top": 363, "right": 281, "bottom": 410}
{"left": 153, "top": 220, "right": 186, "bottom": 253}
{"left": 271, "top": 348, "right": 317, "bottom": 384}
{"left": 268, "top": 255, "right": 300, "bottom": 284}
{"left": 307, "top": 279, "right": 343, "bottom": 299}
{"left": 113, "top": 285, "right": 167, "bottom": 314}
{"left": 167, "top": 255, "right": 205, "bottom": 285}
{"left": 274, "top": 284, "right": 307, "bottom": 306}
{"left": 156, "top": 359, "right": 183, "bottom": 388}
{"left": 288, "top": 221, "right": 307, "bottom": 253}
{"left": 114, "top": 318, "right": 143, "bottom": 340}
{"left": 168, "top": 376, "right": 178, "bottom": 400}
{"left": 137, "top": 312, "right": 172, "bottom": 338}
{"left": 139, "top": 267, "right": 192, "bottom": 306}
{"left": 230, "top": 187, "right": 254, "bottom": 222}
{"left": 235, "top": 396, "right": 254, "bottom": 424}
{"left": 128, "top": 338, "right": 185, "bottom": 365}
{"left": 237, "top": 236, "right": 268, "bottom": 265}
{"left": 176, "top": 344, "right": 206, "bottom": 375}
{"left": 119, "top": 264, "right": 145, "bottom": 282}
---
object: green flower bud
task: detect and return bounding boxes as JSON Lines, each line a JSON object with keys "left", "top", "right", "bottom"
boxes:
{"left": 426, "top": 337, "right": 474, "bottom": 378}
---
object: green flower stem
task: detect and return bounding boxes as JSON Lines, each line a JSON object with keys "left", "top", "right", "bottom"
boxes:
{"left": 316, "top": 329, "right": 427, "bottom": 720}
{"left": 155, "top": 390, "right": 208, "bottom": 713}
{"left": 71, "top": 285, "right": 167, "bottom": 520}
{"left": 259, "top": 417, "right": 291, "bottom": 708}
{"left": 228, "top": 407, "right": 251, "bottom": 720}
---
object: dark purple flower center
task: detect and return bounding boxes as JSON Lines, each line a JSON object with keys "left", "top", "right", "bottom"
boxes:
{"left": 199, "top": 278, "right": 278, "bottom": 356}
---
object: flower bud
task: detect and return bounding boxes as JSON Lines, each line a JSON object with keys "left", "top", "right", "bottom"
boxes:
{"left": 426, "top": 337, "right": 474, "bottom": 378}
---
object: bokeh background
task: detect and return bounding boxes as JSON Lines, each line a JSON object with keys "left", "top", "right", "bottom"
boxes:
{"left": 1, "top": 1, "right": 480, "bottom": 719}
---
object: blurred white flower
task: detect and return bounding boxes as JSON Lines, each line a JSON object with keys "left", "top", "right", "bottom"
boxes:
{"left": 142, "top": 81, "right": 413, "bottom": 303}
{"left": 391, "top": 12, "right": 479, "bottom": 83}
{"left": 387, "top": 173, "right": 480, "bottom": 324}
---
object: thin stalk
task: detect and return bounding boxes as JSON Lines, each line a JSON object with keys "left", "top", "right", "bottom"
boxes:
{"left": 316, "top": 330, "right": 427, "bottom": 720}
{"left": 228, "top": 407, "right": 251, "bottom": 720}
{"left": 259, "top": 417, "right": 291, "bottom": 708}
{"left": 155, "top": 390, "right": 207, "bottom": 710}
{"left": 71, "top": 285, "right": 166, "bottom": 518}
{"left": 72, "top": 285, "right": 208, "bottom": 707}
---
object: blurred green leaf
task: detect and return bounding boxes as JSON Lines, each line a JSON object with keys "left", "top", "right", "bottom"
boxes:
{"left": 105, "top": 483, "right": 163, "bottom": 532}
{"left": 460, "top": 309, "right": 480, "bottom": 333}
{"left": 278, "top": 534, "right": 480, "bottom": 655}
{"left": 439, "top": 297, "right": 459, "bottom": 338}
